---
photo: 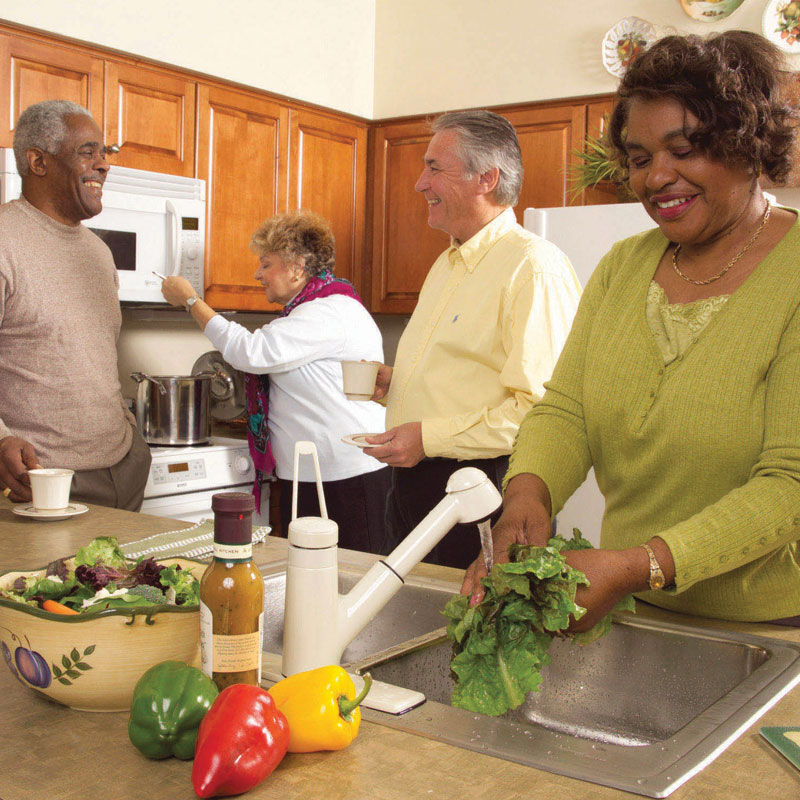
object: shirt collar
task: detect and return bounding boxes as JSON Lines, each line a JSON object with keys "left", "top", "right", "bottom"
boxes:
{"left": 446, "top": 207, "right": 517, "bottom": 271}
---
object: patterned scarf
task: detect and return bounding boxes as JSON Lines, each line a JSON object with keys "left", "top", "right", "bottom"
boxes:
{"left": 245, "top": 269, "right": 363, "bottom": 512}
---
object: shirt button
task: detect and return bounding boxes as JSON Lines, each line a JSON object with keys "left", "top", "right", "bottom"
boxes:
{"left": 658, "top": 368, "right": 664, "bottom": 375}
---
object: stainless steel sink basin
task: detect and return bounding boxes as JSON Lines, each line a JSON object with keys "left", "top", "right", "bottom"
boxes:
{"left": 259, "top": 559, "right": 800, "bottom": 797}
{"left": 353, "top": 616, "right": 800, "bottom": 798}
{"left": 260, "top": 561, "right": 453, "bottom": 664}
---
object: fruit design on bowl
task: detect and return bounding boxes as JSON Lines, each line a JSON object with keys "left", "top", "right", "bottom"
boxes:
{"left": 0, "top": 626, "right": 58, "bottom": 688}
{"left": 776, "top": 1, "right": 800, "bottom": 46}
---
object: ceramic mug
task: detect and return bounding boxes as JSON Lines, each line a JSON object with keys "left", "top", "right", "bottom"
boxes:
{"left": 28, "top": 469, "right": 74, "bottom": 511}
{"left": 340, "top": 360, "right": 380, "bottom": 401}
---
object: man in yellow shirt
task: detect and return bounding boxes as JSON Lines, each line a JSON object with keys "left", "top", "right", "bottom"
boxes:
{"left": 366, "top": 110, "right": 581, "bottom": 568}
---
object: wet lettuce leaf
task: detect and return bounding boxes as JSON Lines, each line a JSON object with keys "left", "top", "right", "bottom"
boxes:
{"left": 443, "top": 529, "right": 635, "bottom": 716}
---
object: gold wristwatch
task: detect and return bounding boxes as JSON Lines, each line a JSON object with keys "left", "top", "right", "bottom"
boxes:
{"left": 642, "top": 543, "right": 665, "bottom": 591}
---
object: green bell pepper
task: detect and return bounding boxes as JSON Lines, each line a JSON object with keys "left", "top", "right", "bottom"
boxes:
{"left": 128, "top": 660, "right": 219, "bottom": 760}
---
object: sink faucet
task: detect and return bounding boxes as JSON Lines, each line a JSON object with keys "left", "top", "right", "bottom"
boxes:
{"left": 281, "top": 442, "right": 502, "bottom": 676}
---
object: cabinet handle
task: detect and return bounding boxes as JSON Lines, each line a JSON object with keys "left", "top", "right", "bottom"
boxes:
{"left": 106, "top": 144, "right": 121, "bottom": 155}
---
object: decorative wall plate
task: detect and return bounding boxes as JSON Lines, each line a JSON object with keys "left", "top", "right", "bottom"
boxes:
{"left": 762, "top": 0, "right": 800, "bottom": 53}
{"left": 680, "top": 0, "right": 746, "bottom": 22}
{"left": 602, "top": 17, "right": 657, "bottom": 78}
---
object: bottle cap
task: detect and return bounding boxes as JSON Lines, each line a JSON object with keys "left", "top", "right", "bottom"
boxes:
{"left": 212, "top": 491, "right": 255, "bottom": 546}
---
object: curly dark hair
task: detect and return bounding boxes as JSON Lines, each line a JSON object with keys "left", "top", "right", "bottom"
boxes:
{"left": 249, "top": 210, "right": 336, "bottom": 277}
{"left": 609, "top": 31, "right": 799, "bottom": 185}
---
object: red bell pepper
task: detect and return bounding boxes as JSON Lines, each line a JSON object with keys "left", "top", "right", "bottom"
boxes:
{"left": 191, "top": 684, "right": 290, "bottom": 798}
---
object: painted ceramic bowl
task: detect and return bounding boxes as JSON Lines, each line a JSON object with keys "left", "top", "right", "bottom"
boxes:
{"left": 0, "top": 557, "right": 204, "bottom": 712}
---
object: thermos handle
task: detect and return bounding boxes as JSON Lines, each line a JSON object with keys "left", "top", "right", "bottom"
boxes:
{"left": 291, "top": 441, "right": 328, "bottom": 521}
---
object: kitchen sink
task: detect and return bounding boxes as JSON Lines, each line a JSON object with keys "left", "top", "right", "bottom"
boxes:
{"left": 258, "top": 559, "right": 800, "bottom": 797}
{"left": 260, "top": 561, "right": 453, "bottom": 664}
{"left": 352, "top": 616, "right": 800, "bottom": 798}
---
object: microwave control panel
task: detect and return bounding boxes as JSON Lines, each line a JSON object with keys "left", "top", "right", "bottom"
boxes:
{"left": 179, "top": 218, "right": 204, "bottom": 297}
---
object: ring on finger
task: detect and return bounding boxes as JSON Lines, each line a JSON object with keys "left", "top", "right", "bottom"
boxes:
{"left": 2, "top": 487, "right": 10, "bottom": 497}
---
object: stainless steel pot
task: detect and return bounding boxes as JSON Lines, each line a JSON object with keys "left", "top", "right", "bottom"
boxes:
{"left": 131, "top": 372, "right": 215, "bottom": 445}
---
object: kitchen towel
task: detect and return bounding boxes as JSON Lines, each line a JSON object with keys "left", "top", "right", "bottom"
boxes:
{"left": 120, "top": 519, "right": 272, "bottom": 561}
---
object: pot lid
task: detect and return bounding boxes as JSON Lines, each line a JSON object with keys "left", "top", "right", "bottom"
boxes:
{"left": 192, "top": 350, "right": 246, "bottom": 421}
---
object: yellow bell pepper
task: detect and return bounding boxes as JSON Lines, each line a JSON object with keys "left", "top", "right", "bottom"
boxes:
{"left": 268, "top": 665, "right": 373, "bottom": 753}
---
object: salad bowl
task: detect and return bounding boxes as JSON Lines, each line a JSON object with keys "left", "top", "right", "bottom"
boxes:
{"left": 0, "top": 556, "right": 204, "bottom": 712}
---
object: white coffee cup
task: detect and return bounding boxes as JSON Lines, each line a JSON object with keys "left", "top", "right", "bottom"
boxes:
{"left": 340, "top": 360, "right": 380, "bottom": 401}
{"left": 28, "top": 468, "right": 74, "bottom": 511}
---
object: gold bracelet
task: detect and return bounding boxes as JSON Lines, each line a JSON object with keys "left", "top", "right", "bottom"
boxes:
{"left": 642, "top": 543, "right": 665, "bottom": 591}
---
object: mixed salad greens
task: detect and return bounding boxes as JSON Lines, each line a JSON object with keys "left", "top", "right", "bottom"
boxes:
{"left": 443, "top": 529, "right": 635, "bottom": 716}
{"left": 0, "top": 536, "right": 200, "bottom": 614}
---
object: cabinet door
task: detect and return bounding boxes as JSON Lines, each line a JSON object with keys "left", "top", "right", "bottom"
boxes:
{"left": 0, "top": 34, "right": 104, "bottom": 148}
{"left": 370, "top": 120, "right": 449, "bottom": 314}
{"left": 503, "top": 102, "right": 587, "bottom": 217}
{"left": 198, "top": 84, "right": 289, "bottom": 311}
{"left": 288, "top": 109, "right": 367, "bottom": 292}
{"left": 581, "top": 96, "right": 620, "bottom": 206}
{"left": 105, "top": 61, "right": 195, "bottom": 177}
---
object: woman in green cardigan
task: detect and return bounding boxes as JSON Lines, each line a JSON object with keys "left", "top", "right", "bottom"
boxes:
{"left": 463, "top": 31, "right": 800, "bottom": 628}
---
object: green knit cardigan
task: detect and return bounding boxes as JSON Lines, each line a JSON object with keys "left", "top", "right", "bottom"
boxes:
{"left": 506, "top": 217, "right": 800, "bottom": 621}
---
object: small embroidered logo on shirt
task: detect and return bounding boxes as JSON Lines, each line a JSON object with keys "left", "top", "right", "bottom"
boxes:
{"left": 452, "top": 314, "right": 459, "bottom": 323}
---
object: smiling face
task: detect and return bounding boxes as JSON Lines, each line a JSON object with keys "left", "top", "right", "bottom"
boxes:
{"left": 38, "top": 114, "right": 109, "bottom": 226}
{"left": 254, "top": 252, "right": 308, "bottom": 305}
{"left": 414, "top": 129, "right": 488, "bottom": 243}
{"left": 624, "top": 96, "right": 756, "bottom": 247}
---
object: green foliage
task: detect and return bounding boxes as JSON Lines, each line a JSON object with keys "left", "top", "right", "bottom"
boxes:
{"left": 568, "top": 123, "right": 637, "bottom": 203}
{"left": 74, "top": 536, "right": 128, "bottom": 569}
{"left": 442, "top": 529, "right": 635, "bottom": 716}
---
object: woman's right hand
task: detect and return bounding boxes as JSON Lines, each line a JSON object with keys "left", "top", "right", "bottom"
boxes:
{"left": 371, "top": 364, "right": 393, "bottom": 401}
{"left": 461, "top": 473, "right": 552, "bottom": 603}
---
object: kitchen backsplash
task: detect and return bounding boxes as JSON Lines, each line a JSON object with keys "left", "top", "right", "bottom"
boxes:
{"left": 117, "top": 309, "right": 408, "bottom": 401}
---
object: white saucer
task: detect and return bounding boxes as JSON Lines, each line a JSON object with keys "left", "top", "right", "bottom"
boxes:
{"left": 341, "top": 433, "right": 382, "bottom": 448}
{"left": 12, "top": 503, "right": 89, "bottom": 521}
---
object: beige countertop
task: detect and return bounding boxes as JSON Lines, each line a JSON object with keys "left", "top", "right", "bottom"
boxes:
{"left": 1, "top": 497, "right": 798, "bottom": 800}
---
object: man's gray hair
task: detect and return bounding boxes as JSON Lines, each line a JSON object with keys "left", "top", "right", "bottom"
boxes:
{"left": 13, "top": 100, "right": 92, "bottom": 175}
{"left": 431, "top": 110, "right": 523, "bottom": 207}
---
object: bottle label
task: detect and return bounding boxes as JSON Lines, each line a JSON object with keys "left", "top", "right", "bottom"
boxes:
{"left": 200, "top": 602, "right": 263, "bottom": 675}
{"left": 212, "top": 541, "right": 252, "bottom": 561}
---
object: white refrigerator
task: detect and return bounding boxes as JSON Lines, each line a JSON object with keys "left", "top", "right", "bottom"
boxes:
{"left": 523, "top": 188, "right": 800, "bottom": 546}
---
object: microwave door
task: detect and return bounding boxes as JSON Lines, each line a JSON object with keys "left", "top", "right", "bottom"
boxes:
{"left": 87, "top": 203, "right": 170, "bottom": 302}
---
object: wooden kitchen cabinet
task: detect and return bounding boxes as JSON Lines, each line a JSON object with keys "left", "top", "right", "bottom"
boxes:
{"left": 370, "top": 101, "right": 589, "bottom": 313}
{"left": 104, "top": 61, "right": 196, "bottom": 177}
{"left": 0, "top": 33, "right": 104, "bottom": 148}
{"left": 369, "top": 119, "right": 449, "bottom": 313}
{"left": 197, "top": 84, "right": 289, "bottom": 311}
{"left": 288, "top": 108, "right": 368, "bottom": 290}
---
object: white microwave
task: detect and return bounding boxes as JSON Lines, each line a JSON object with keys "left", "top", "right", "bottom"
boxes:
{"left": 0, "top": 149, "right": 205, "bottom": 303}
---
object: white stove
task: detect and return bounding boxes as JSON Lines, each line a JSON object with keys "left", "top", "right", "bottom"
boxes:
{"left": 140, "top": 437, "right": 270, "bottom": 525}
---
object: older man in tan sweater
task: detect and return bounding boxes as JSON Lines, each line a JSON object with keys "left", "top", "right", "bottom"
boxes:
{"left": 0, "top": 100, "right": 150, "bottom": 510}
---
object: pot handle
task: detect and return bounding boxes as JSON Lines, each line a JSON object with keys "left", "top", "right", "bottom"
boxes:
{"left": 130, "top": 372, "right": 168, "bottom": 395}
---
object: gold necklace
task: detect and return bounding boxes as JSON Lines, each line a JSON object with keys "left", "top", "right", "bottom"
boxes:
{"left": 671, "top": 201, "right": 771, "bottom": 286}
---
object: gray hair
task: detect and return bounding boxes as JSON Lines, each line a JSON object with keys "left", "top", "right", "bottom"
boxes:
{"left": 431, "top": 110, "right": 523, "bottom": 206}
{"left": 13, "top": 100, "right": 92, "bottom": 175}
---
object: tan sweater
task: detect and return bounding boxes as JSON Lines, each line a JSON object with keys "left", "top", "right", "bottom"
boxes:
{"left": 0, "top": 197, "right": 133, "bottom": 470}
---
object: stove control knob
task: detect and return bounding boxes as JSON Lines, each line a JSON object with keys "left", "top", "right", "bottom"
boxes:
{"left": 233, "top": 455, "right": 251, "bottom": 475}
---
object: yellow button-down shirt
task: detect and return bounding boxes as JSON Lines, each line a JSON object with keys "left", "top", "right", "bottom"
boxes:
{"left": 386, "top": 208, "right": 581, "bottom": 460}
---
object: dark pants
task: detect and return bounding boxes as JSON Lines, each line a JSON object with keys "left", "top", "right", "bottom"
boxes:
{"left": 70, "top": 426, "right": 152, "bottom": 511}
{"left": 278, "top": 466, "right": 391, "bottom": 554}
{"left": 381, "top": 456, "right": 509, "bottom": 570}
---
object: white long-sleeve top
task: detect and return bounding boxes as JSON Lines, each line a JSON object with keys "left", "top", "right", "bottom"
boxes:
{"left": 204, "top": 294, "right": 386, "bottom": 482}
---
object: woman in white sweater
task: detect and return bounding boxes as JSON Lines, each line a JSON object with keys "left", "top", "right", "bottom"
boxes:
{"left": 160, "top": 210, "right": 388, "bottom": 552}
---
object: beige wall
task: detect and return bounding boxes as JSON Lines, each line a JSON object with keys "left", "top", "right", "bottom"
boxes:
{"left": 0, "top": 0, "right": 376, "bottom": 118}
{"left": 374, "top": 0, "right": 800, "bottom": 118}
{"left": 3, "top": 2, "right": 798, "bottom": 119}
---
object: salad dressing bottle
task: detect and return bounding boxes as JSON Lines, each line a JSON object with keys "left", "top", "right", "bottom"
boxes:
{"left": 199, "top": 492, "right": 264, "bottom": 690}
